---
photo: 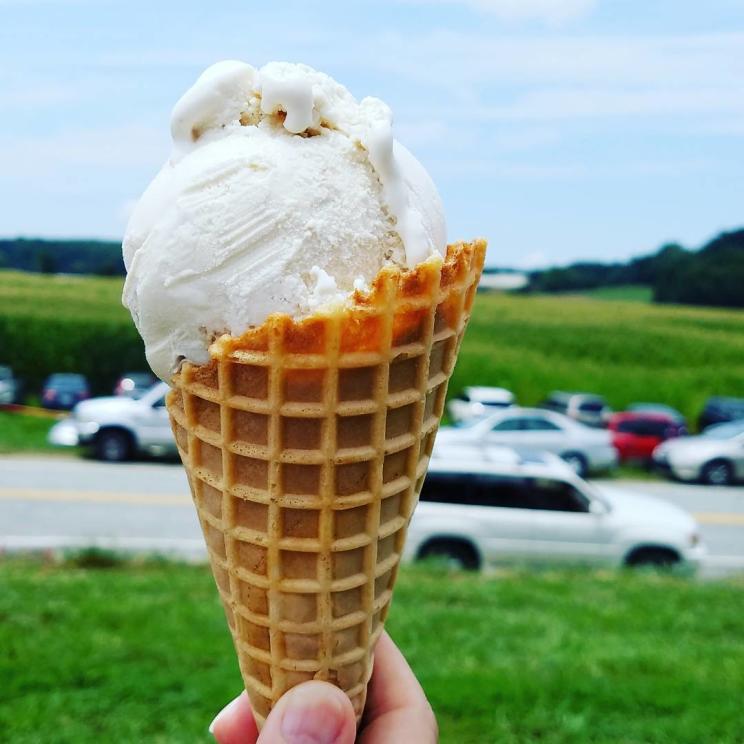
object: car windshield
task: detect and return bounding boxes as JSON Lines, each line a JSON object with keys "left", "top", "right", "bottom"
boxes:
{"left": 48, "top": 374, "right": 86, "bottom": 388}
{"left": 451, "top": 416, "right": 485, "bottom": 429}
{"left": 124, "top": 373, "right": 154, "bottom": 386}
{"left": 702, "top": 421, "right": 744, "bottom": 439}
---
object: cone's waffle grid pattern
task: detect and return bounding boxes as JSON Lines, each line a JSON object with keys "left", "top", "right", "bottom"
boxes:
{"left": 167, "top": 240, "right": 485, "bottom": 726}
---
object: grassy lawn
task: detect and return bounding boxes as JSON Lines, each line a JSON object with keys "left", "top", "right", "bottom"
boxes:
{"left": 452, "top": 291, "right": 744, "bottom": 427}
{"left": 0, "top": 270, "right": 127, "bottom": 323}
{"left": 1, "top": 559, "right": 742, "bottom": 743}
{"left": 1, "top": 269, "right": 743, "bottom": 452}
{"left": 578, "top": 284, "right": 653, "bottom": 302}
{"left": 0, "top": 411, "right": 65, "bottom": 454}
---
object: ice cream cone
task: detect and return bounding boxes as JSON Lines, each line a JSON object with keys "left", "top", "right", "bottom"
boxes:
{"left": 167, "top": 239, "right": 485, "bottom": 727}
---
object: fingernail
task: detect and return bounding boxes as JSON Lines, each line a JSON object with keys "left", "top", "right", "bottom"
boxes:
{"left": 279, "top": 684, "right": 346, "bottom": 744}
{"left": 208, "top": 695, "right": 242, "bottom": 737}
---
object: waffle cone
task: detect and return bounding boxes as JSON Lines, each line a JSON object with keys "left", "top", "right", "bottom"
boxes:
{"left": 167, "top": 239, "right": 485, "bottom": 727}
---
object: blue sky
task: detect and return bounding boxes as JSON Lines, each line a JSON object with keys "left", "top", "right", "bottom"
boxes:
{"left": 1, "top": 0, "right": 742, "bottom": 268}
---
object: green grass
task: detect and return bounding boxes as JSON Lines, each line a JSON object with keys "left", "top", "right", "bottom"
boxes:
{"left": 0, "top": 271, "right": 146, "bottom": 397}
{"left": 2, "top": 269, "right": 743, "bottom": 431}
{"left": 0, "top": 411, "right": 63, "bottom": 454}
{"left": 1, "top": 560, "right": 742, "bottom": 743}
{"left": 602, "top": 463, "right": 662, "bottom": 481}
{"left": 0, "top": 269, "right": 128, "bottom": 323}
{"left": 577, "top": 284, "right": 653, "bottom": 302}
{"left": 452, "top": 291, "right": 744, "bottom": 426}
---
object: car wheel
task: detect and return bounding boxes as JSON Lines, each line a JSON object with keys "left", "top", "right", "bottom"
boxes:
{"left": 701, "top": 460, "right": 733, "bottom": 487}
{"left": 95, "top": 430, "right": 133, "bottom": 462}
{"left": 561, "top": 451, "right": 588, "bottom": 477}
{"left": 418, "top": 540, "right": 480, "bottom": 571}
{"left": 626, "top": 547, "right": 680, "bottom": 569}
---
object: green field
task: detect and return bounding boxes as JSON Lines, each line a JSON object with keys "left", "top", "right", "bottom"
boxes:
{"left": 0, "top": 411, "right": 65, "bottom": 454}
{"left": 578, "top": 284, "right": 654, "bottom": 302}
{"left": 1, "top": 269, "right": 743, "bottom": 426}
{"left": 452, "top": 290, "right": 744, "bottom": 426}
{"left": 0, "top": 269, "right": 126, "bottom": 322}
{"left": 1, "top": 559, "right": 742, "bottom": 743}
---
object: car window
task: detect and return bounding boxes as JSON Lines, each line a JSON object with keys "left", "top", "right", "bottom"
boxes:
{"left": 644, "top": 421, "right": 668, "bottom": 437}
{"left": 422, "top": 473, "right": 530, "bottom": 508}
{"left": 476, "top": 478, "right": 530, "bottom": 508}
{"left": 422, "top": 473, "right": 590, "bottom": 513}
{"left": 617, "top": 420, "right": 640, "bottom": 434}
{"left": 490, "top": 418, "right": 525, "bottom": 432}
{"left": 525, "top": 478, "right": 590, "bottom": 512}
{"left": 524, "top": 417, "right": 561, "bottom": 431}
{"left": 420, "top": 473, "right": 477, "bottom": 504}
{"left": 618, "top": 419, "right": 669, "bottom": 437}
{"left": 702, "top": 421, "right": 744, "bottom": 439}
{"left": 478, "top": 476, "right": 589, "bottom": 512}
{"left": 579, "top": 401, "right": 604, "bottom": 412}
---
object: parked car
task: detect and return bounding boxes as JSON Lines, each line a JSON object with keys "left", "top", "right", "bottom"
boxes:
{"left": 627, "top": 402, "right": 686, "bottom": 424}
{"left": 433, "top": 407, "right": 618, "bottom": 477}
{"left": 698, "top": 396, "right": 744, "bottom": 432}
{"left": 114, "top": 371, "right": 156, "bottom": 399}
{"left": 404, "top": 452, "right": 704, "bottom": 571}
{"left": 539, "top": 391, "right": 612, "bottom": 428}
{"left": 0, "top": 365, "right": 23, "bottom": 404}
{"left": 48, "top": 382, "right": 175, "bottom": 461}
{"left": 41, "top": 373, "right": 90, "bottom": 410}
{"left": 653, "top": 420, "right": 744, "bottom": 486}
{"left": 609, "top": 412, "right": 687, "bottom": 464}
{"left": 447, "top": 386, "right": 516, "bottom": 423}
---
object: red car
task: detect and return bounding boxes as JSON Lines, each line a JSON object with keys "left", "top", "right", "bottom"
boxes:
{"left": 609, "top": 412, "right": 687, "bottom": 463}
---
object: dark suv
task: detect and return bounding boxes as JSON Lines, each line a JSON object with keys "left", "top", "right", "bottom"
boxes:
{"left": 698, "top": 397, "right": 744, "bottom": 432}
{"left": 41, "top": 373, "right": 90, "bottom": 410}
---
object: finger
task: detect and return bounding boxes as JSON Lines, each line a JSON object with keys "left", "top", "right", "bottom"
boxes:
{"left": 209, "top": 691, "right": 259, "bottom": 744}
{"left": 359, "top": 632, "right": 438, "bottom": 744}
{"left": 257, "top": 680, "right": 356, "bottom": 744}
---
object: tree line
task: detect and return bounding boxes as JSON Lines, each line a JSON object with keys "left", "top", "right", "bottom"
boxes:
{"left": 528, "top": 228, "right": 744, "bottom": 308}
{"left": 0, "top": 238, "right": 125, "bottom": 276}
{"left": 1, "top": 229, "right": 742, "bottom": 308}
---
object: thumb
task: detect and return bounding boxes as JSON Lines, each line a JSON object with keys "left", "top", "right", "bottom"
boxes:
{"left": 257, "top": 681, "right": 356, "bottom": 744}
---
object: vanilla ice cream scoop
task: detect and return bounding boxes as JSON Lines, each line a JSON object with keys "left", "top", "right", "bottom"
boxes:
{"left": 123, "top": 60, "right": 447, "bottom": 381}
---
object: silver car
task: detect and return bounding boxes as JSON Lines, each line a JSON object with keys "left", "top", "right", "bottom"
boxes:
{"left": 447, "top": 386, "right": 516, "bottom": 423}
{"left": 539, "top": 391, "right": 612, "bottom": 428}
{"left": 48, "top": 382, "right": 176, "bottom": 461}
{"left": 653, "top": 420, "right": 744, "bottom": 486}
{"left": 405, "top": 452, "right": 703, "bottom": 571}
{"left": 434, "top": 407, "right": 618, "bottom": 477}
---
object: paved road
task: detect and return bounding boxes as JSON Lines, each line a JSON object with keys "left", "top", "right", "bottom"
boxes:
{"left": 1, "top": 456, "right": 743, "bottom": 576}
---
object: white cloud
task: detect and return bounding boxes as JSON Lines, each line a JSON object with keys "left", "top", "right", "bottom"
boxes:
{"left": 350, "top": 31, "right": 744, "bottom": 90}
{"left": 1, "top": 82, "right": 85, "bottom": 109}
{"left": 333, "top": 31, "right": 744, "bottom": 137}
{"left": 474, "top": 86, "right": 744, "bottom": 122}
{"left": 488, "top": 127, "right": 561, "bottom": 151}
{"left": 518, "top": 250, "right": 549, "bottom": 270}
{"left": 0, "top": 122, "right": 167, "bottom": 182}
{"left": 394, "top": 120, "right": 452, "bottom": 148}
{"left": 400, "top": 0, "right": 596, "bottom": 24}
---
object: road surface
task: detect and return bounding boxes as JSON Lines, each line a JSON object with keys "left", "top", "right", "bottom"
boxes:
{"left": 1, "top": 456, "right": 743, "bottom": 576}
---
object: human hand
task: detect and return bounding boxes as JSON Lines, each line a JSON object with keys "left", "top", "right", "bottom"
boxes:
{"left": 209, "top": 631, "right": 437, "bottom": 743}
